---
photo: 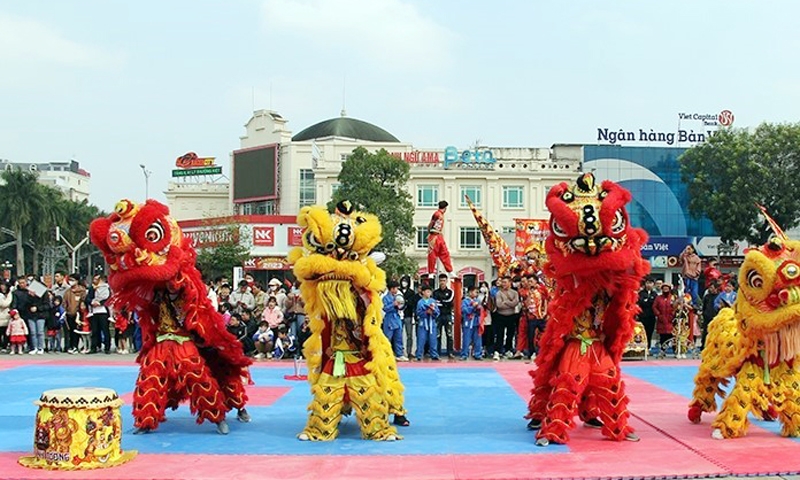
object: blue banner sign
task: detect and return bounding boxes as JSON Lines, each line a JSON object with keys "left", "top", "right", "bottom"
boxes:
{"left": 640, "top": 236, "right": 691, "bottom": 257}
{"left": 443, "top": 146, "right": 496, "bottom": 170}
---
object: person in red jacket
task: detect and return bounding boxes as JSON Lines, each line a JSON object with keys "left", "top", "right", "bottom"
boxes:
{"left": 653, "top": 283, "right": 677, "bottom": 357}
{"left": 702, "top": 258, "right": 722, "bottom": 290}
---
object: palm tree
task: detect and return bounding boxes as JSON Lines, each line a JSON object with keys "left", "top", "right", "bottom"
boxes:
{"left": 0, "top": 169, "right": 48, "bottom": 275}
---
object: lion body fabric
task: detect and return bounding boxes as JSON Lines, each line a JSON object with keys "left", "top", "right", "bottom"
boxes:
{"left": 526, "top": 173, "right": 650, "bottom": 445}
{"left": 689, "top": 234, "right": 800, "bottom": 439}
{"left": 90, "top": 200, "right": 251, "bottom": 431}
{"left": 288, "top": 204, "right": 405, "bottom": 441}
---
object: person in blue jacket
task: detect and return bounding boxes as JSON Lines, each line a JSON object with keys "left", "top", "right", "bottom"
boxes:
{"left": 382, "top": 280, "right": 407, "bottom": 361}
{"left": 415, "top": 285, "right": 440, "bottom": 361}
{"left": 461, "top": 286, "right": 483, "bottom": 360}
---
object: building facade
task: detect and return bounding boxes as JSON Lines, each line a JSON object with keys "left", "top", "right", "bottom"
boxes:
{"left": 225, "top": 110, "right": 580, "bottom": 283}
{"left": 1, "top": 159, "right": 91, "bottom": 202}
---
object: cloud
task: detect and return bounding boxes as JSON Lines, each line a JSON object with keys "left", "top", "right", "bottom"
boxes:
{"left": 0, "top": 12, "right": 120, "bottom": 67}
{"left": 261, "top": 0, "right": 455, "bottom": 71}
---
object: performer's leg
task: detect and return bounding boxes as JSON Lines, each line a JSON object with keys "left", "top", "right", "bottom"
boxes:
{"left": 772, "top": 364, "right": 800, "bottom": 437}
{"left": 435, "top": 236, "right": 454, "bottom": 273}
{"left": 427, "top": 240, "right": 437, "bottom": 274}
{"left": 132, "top": 346, "right": 171, "bottom": 431}
{"left": 537, "top": 343, "right": 590, "bottom": 445}
{"left": 347, "top": 374, "right": 399, "bottom": 440}
{"left": 711, "top": 362, "right": 759, "bottom": 438}
{"left": 178, "top": 344, "right": 229, "bottom": 425}
{"left": 586, "top": 347, "right": 635, "bottom": 441}
{"left": 301, "top": 373, "right": 347, "bottom": 441}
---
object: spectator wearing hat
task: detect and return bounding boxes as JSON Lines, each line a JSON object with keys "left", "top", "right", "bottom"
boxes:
{"left": 267, "top": 278, "right": 287, "bottom": 312}
{"left": 653, "top": 283, "right": 677, "bottom": 356}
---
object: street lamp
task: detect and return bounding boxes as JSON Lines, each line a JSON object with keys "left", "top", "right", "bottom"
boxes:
{"left": 139, "top": 164, "right": 152, "bottom": 199}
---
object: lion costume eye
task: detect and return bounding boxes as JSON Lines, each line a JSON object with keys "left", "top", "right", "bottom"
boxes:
{"left": 145, "top": 222, "right": 164, "bottom": 243}
{"left": 306, "top": 232, "right": 323, "bottom": 249}
{"left": 610, "top": 210, "right": 626, "bottom": 235}
{"left": 551, "top": 219, "right": 568, "bottom": 238}
{"left": 746, "top": 269, "right": 763, "bottom": 289}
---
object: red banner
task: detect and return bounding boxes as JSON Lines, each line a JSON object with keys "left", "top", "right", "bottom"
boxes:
{"left": 288, "top": 226, "right": 304, "bottom": 246}
{"left": 515, "top": 219, "right": 549, "bottom": 257}
{"left": 252, "top": 226, "right": 275, "bottom": 246}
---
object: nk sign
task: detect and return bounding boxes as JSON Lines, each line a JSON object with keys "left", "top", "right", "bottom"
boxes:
{"left": 253, "top": 226, "right": 274, "bottom": 246}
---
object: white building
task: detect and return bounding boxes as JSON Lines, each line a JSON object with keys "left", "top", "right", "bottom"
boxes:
{"left": 228, "top": 110, "right": 581, "bottom": 283}
{"left": 1, "top": 159, "right": 91, "bottom": 202}
{"left": 165, "top": 181, "right": 232, "bottom": 222}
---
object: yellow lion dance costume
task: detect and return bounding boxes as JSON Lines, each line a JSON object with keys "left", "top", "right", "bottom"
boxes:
{"left": 689, "top": 210, "right": 800, "bottom": 439}
{"left": 288, "top": 201, "right": 406, "bottom": 441}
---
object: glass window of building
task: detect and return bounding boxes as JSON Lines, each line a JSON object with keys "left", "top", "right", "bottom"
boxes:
{"left": 460, "top": 227, "right": 482, "bottom": 249}
{"left": 460, "top": 185, "right": 482, "bottom": 208}
{"left": 501, "top": 226, "right": 515, "bottom": 235}
{"left": 299, "top": 169, "right": 315, "bottom": 207}
{"left": 417, "top": 185, "right": 439, "bottom": 207}
{"left": 502, "top": 186, "right": 524, "bottom": 209}
{"left": 331, "top": 183, "right": 340, "bottom": 195}
{"left": 416, "top": 226, "right": 430, "bottom": 249}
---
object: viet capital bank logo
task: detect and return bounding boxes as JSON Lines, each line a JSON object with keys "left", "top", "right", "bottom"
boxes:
{"left": 678, "top": 109, "right": 734, "bottom": 127}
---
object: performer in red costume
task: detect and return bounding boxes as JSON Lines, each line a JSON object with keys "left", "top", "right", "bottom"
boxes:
{"left": 427, "top": 200, "right": 453, "bottom": 276}
{"left": 90, "top": 199, "right": 251, "bottom": 435}
{"left": 525, "top": 173, "right": 649, "bottom": 446}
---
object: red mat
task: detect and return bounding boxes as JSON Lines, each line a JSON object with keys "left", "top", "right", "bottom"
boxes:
{"left": 3, "top": 360, "right": 800, "bottom": 479}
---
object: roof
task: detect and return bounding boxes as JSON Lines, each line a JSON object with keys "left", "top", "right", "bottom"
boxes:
{"left": 291, "top": 116, "right": 400, "bottom": 143}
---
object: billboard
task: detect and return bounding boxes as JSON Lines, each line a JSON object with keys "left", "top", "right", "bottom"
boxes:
{"left": 232, "top": 144, "right": 278, "bottom": 203}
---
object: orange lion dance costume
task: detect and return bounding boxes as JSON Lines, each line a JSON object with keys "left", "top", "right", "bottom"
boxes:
{"left": 526, "top": 173, "right": 649, "bottom": 446}
{"left": 90, "top": 199, "right": 251, "bottom": 435}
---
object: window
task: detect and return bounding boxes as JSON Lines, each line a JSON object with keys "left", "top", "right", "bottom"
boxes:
{"left": 416, "top": 226, "right": 430, "bottom": 249}
{"left": 416, "top": 185, "right": 439, "bottom": 207}
{"left": 460, "top": 185, "right": 482, "bottom": 208}
{"left": 460, "top": 227, "right": 482, "bottom": 249}
{"left": 299, "top": 169, "right": 315, "bottom": 206}
{"left": 501, "top": 226, "right": 515, "bottom": 235}
{"left": 502, "top": 186, "right": 524, "bottom": 209}
{"left": 331, "top": 183, "right": 340, "bottom": 195}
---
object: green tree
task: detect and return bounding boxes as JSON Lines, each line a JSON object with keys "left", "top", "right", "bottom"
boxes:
{"left": 680, "top": 123, "right": 800, "bottom": 244}
{"left": 195, "top": 224, "right": 250, "bottom": 280}
{"left": 330, "top": 147, "right": 416, "bottom": 279}
{"left": 0, "top": 169, "right": 50, "bottom": 274}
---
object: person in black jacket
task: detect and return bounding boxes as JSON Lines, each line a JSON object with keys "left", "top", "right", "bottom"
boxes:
{"left": 700, "top": 280, "right": 721, "bottom": 348}
{"left": 400, "top": 276, "right": 419, "bottom": 359}
{"left": 432, "top": 274, "right": 455, "bottom": 358}
{"left": 12, "top": 277, "right": 46, "bottom": 354}
{"left": 636, "top": 278, "right": 657, "bottom": 348}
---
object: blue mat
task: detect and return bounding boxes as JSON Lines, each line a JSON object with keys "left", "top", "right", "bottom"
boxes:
{"left": 0, "top": 365, "right": 566, "bottom": 456}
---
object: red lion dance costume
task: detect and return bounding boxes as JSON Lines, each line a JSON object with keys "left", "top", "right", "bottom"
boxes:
{"left": 90, "top": 199, "right": 251, "bottom": 435}
{"left": 526, "top": 173, "right": 649, "bottom": 446}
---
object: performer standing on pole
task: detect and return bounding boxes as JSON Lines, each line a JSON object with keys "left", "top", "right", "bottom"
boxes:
{"left": 427, "top": 201, "right": 453, "bottom": 278}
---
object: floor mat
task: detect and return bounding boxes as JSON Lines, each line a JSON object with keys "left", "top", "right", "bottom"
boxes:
{"left": 0, "top": 359, "right": 796, "bottom": 479}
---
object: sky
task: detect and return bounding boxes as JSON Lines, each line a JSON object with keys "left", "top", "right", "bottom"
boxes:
{"left": 1, "top": 0, "right": 799, "bottom": 210}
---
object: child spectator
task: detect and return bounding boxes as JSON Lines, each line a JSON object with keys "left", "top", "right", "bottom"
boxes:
{"left": 218, "top": 302, "right": 232, "bottom": 326}
{"left": 252, "top": 320, "right": 274, "bottom": 359}
{"left": 226, "top": 313, "right": 250, "bottom": 355}
{"left": 6, "top": 309, "right": 29, "bottom": 355}
{"left": 46, "top": 295, "right": 65, "bottom": 353}
{"left": 415, "top": 285, "right": 440, "bottom": 361}
{"left": 460, "top": 286, "right": 483, "bottom": 360}
{"left": 76, "top": 304, "right": 92, "bottom": 354}
{"left": 114, "top": 309, "right": 131, "bottom": 354}
{"left": 273, "top": 324, "right": 296, "bottom": 359}
{"left": 261, "top": 296, "right": 284, "bottom": 336}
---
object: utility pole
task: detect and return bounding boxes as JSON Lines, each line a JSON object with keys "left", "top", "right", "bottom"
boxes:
{"left": 139, "top": 164, "right": 152, "bottom": 199}
{"left": 55, "top": 227, "right": 90, "bottom": 274}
